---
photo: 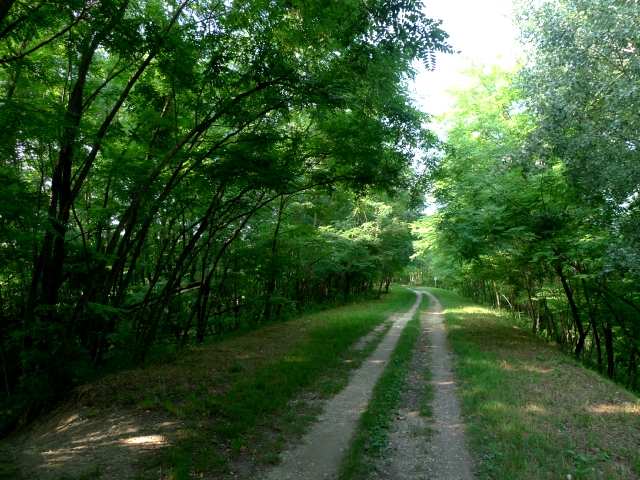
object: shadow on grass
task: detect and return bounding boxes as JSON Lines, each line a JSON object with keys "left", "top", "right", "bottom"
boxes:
{"left": 1, "top": 407, "right": 179, "bottom": 480}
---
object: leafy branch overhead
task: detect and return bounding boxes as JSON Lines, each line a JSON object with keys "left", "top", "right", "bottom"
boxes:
{"left": 0, "top": 0, "right": 447, "bottom": 432}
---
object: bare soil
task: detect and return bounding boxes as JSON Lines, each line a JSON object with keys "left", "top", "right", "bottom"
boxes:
{"left": 419, "top": 291, "right": 474, "bottom": 479}
{"left": 4, "top": 405, "right": 180, "bottom": 479}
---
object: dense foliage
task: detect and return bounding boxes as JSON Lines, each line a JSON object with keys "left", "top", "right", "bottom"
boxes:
{"left": 414, "top": 0, "right": 640, "bottom": 391}
{"left": 0, "top": 0, "right": 449, "bottom": 431}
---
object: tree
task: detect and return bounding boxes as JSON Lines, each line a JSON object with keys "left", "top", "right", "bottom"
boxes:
{"left": 0, "top": 0, "right": 449, "bottom": 430}
{"left": 414, "top": 63, "right": 639, "bottom": 389}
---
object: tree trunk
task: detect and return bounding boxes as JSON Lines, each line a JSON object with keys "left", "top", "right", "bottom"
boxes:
{"left": 555, "top": 263, "right": 586, "bottom": 358}
{"left": 524, "top": 275, "right": 539, "bottom": 334}
{"left": 263, "top": 195, "right": 286, "bottom": 322}
{"left": 581, "top": 281, "right": 602, "bottom": 372}
{"left": 603, "top": 321, "right": 615, "bottom": 379}
{"left": 628, "top": 348, "right": 638, "bottom": 390}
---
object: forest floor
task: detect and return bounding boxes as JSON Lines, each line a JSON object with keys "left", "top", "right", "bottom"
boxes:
{"left": 2, "top": 287, "right": 639, "bottom": 480}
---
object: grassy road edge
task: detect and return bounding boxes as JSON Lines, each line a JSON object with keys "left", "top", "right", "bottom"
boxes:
{"left": 429, "top": 287, "right": 640, "bottom": 480}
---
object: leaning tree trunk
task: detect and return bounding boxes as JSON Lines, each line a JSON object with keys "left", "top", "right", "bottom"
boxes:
{"left": 263, "top": 195, "right": 286, "bottom": 322}
{"left": 555, "top": 263, "right": 586, "bottom": 358}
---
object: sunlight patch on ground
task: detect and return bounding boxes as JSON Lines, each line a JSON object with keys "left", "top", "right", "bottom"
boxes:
{"left": 521, "top": 364, "right": 554, "bottom": 374}
{"left": 467, "top": 357, "right": 496, "bottom": 370}
{"left": 483, "top": 400, "right": 508, "bottom": 413}
{"left": 121, "top": 435, "right": 168, "bottom": 446}
{"left": 586, "top": 402, "right": 640, "bottom": 415}
{"left": 446, "top": 306, "right": 492, "bottom": 315}
{"left": 16, "top": 408, "right": 181, "bottom": 478}
{"left": 54, "top": 414, "right": 82, "bottom": 434}
{"left": 523, "top": 403, "right": 547, "bottom": 414}
{"left": 499, "top": 359, "right": 514, "bottom": 371}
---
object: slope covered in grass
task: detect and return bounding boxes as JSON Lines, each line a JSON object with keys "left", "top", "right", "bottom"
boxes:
{"left": 3, "top": 288, "right": 416, "bottom": 480}
{"left": 431, "top": 288, "right": 640, "bottom": 480}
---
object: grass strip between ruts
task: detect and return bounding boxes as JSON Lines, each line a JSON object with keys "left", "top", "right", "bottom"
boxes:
{"left": 338, "top": 292, "right": 423, "bottom": 480}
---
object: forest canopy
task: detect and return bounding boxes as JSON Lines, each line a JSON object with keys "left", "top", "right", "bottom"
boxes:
{"left": 0, "top": 0, "right": 449, "bottom": 431}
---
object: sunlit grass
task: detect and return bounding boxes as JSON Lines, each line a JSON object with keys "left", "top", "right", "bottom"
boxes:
{"left": 446, "top": 306, "right": 492, "bottom": 315}
{"left": 429, "top": 287, "right": 640, "bottom": 480}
